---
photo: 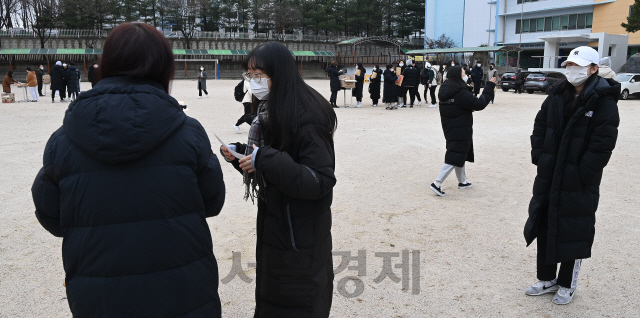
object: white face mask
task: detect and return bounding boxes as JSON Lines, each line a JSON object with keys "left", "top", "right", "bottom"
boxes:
{"left": 250, "top": 78, "right": 270, "bottom": 100}
{"left": 399, "top": 63, "right": 404, "bottom": 67}
{"left": 565, "top": 65, "right": 589, "bottom": 86}
{"left": 451, "top": 63, "right": 455, "bottom": 66}
{"left": 200, "top": 68, "right": 204, "bottom": 71}
{"left": 477, "top": 64, "right": 481, "bottom": 67}
{"left": 63, "top": 64, "right": 67, "bottom": 67}
{"left": 462, "top": 75, "right": 468, "bottom": 82}
{"left": 373, "top": 67, "right": 377, "bottom": 71}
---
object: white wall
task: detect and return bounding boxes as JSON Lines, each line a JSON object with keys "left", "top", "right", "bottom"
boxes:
{"left": 462, "top": 1, "right": 496, "bottom": 47}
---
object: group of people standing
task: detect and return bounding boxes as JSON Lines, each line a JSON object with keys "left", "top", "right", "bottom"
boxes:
{"left": 49, "top": 61, "right": 82, "bottom": 103}
{"left": 3, "top": 66, "right": 48, "bottom": 102}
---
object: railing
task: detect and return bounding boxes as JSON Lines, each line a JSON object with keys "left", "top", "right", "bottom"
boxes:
{"left": 1, "top": 28, "right": 424, "bottom": 45}
{"left": 0, "top": 29, "right": 109, "bottom": 38}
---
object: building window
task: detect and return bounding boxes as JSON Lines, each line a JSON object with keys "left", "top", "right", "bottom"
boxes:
{"left": 515, "top": 13, "right": 593, "bottom": 34}
{"left": 552, "top": 16, "right": 560, "bottom": 31}
{"left": 517, "top": 0, "right": 539, "bottom": 4}
{"left": 568, "top": 14, "right": 577, "bottom": 30}
{"left": 577, "top": 13, "right": 586, "bottom": 29}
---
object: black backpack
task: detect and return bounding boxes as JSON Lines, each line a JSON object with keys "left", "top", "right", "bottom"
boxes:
{"left": 234, "top": 79, "right": 245, "bottom": 102}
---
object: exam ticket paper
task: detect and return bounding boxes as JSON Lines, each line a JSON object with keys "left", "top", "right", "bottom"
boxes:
{"left": 213, "top": 132, "right": 247, "bottom": 159}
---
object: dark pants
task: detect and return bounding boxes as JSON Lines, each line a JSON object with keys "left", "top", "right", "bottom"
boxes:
{"left": 428, "top": 85, "right": 437, "bottom": 104}
{"left": 235, "top": 103, "right": 256, "bottom": 127}
{"left": 514, "top": 84, "right": 522, "bottom": 93}
{"left": 52, "top": 89, "right": 65, "bottom": 100}
{"left": 198, "top": 82, "right": 208, "bottom": 96}
{"left": 330, "top": 90, "right": 338, "bottom": 106}
{"left": 372, "top": 99, "right": 378, "bottom": 105}
{"left": 69, "top": 92, "right": 78, "bottom": 100}
{"left": 411, "top": 86, "right": 421, "bottom": 103}
{"left": 473, "top": 81, "right": 481, "bottom": 96}
{"left": 536, "top": 210, "right": 581, "bottom": 288}
{"left": 37, "top": 80, "right": 43, "bottom": 95}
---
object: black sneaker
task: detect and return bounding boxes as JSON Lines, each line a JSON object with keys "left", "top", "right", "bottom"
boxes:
{"left": 430, "top": 183, "right": 446, "bottom": 196}
{"left": 332, "top": 105, "right": 339, "bottom": 108}
{"left": 458, "top": 182, "right": 473, "bottom": 189}
{"left": 409, "top": 105, "right": 414, "bottom": 108}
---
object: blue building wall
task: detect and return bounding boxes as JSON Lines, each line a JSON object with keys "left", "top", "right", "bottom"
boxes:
{"left": 430, "top": 0, "right": 465, "bottom": 47}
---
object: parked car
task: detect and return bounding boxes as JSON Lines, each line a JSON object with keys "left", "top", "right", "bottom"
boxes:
{"left": 500, "top": 71, "right": 531, "bottom": 92}
{"left": 616, "top": 73, "right": 640, "bottom": 100}
{"left": 523, "top": 71, "right": 566, "bottom": 94}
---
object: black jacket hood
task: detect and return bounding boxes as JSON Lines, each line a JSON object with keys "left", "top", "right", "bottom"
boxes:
{"left": 438, "top": 80, "right": 467, "bottom": 101}
{"left": 63, "top": 77, "right": 186, "bottom": 164}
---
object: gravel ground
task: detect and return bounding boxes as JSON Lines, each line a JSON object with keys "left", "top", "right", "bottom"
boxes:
{"left": 1, "top": 79, "right": 639, "bottom": 317}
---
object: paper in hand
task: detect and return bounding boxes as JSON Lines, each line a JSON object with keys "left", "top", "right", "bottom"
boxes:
{"left": 213, "top": 132, "right": 247, "bottom": 159}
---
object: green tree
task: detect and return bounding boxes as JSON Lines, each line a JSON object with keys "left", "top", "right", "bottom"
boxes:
{"left": 622, "top": 0, "right": 640, "bottom": 33}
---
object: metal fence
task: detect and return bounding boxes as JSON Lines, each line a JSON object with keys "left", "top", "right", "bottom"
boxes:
{"left": 1, "top": 28, "right": 424, "bottom": 45}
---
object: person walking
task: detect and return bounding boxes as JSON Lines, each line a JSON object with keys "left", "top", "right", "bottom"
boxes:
{"left": 369, "top": 64, "right": 382, "bottom": 107}
{"left": 487, "top": 63, "right": 498, "bottom": 104}
{"left": 198, "top": 65, "right": 209, "bottom": 98}
{"left": 2, "top": 71, "right": 18, "bottom": 93}
{"left": 66, "top": 62, "right": 80, "bottom": 101}
{"left": 35, "top": 65, "right": 46, "bottom": 96}
{"left": 423, "top": 62, "right": 439, "bottom": 108}
{"left": 353, "top": 63, "right": 366, "bottom": 107}
{"left": 401, "top": 59, "right": 420, "bottom": 107}
{"left": 429, "top": 66, "right": 496, "bottom": 196}
{"left": 514, "top": 69, "right": 523, "bottom": 94}
{"left": 598, "top": 57, "right": 616, "bottom": 79}
{"left": 232, "top": 78, "right": 257, "bottom": 134}
{"left": 26, "top": 67, "right": 38, "bottom": 102}
{"left": 383, "top": 64, "right": 398, "bottom": 110}
{"left": 32, "top": 22, "right": 226, "bottom": 318}
{"left": 524, "top": 46, "right": 619, "bottom": 305}
{"left": 50, "top": 61, "right": 67, "bottom": 102}
{"left": 471, "top": 61, "right": 484, "bottom": 97}
{"left": 87, "top": 62, "right": 99, "bottom": 87}
{"left": 220, "top": 41, "right": 337, "bottom": 318}
{"left": 327, "top": 61, "right": 343, "bottom": 108}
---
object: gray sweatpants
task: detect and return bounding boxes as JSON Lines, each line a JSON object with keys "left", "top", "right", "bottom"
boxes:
{"left": 435, "top": 164, "right": 466, "bottom": 187}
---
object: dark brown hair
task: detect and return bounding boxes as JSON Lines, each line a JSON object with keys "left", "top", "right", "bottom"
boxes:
{"left": 99, "top": 23, "right": 175, "bottom": 92}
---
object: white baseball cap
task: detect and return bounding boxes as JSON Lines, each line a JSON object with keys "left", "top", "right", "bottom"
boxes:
{"left": 561, "top": 46, "right": 600, "bottom": 67}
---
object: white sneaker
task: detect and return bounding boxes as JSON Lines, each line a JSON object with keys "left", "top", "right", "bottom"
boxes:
{"left": 206, "top": 94, "right": 209, "bottom": 98}
{"left": 552, "top": 287, "right": 576, "bottom": 305}
{"left": 428, "top": 104, "right": 437, "bottom": 108}
{"left": 418, "top": 101, "right": 422, "bottom": 105}
{"left": 198, "top": 96, "right": 202, "bottom": 99}
{"left": 525, "top": 280, "right": 559, "bottom": 296}
{"left": 233, "top": 126, "right": 241, "bottom": 134}
{"left": 372, "top": 104, "right": 377, "bottom": 107}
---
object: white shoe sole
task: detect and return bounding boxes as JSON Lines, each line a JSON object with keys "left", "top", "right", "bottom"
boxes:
{"left": 430, "top": 185, "right": 446, "bottom": 197}
{"left": 458, "top": 184, "right": 473, "bottom": 189}
{"left": 526, "top": 286, "right": 559, "bottom": 296}
{"left": 233, "top": 126, "right": 241, "bottom": 134}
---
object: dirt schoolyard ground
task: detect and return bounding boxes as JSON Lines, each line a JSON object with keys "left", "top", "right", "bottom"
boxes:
{"left": 1, "top": 79, "right": 639, "bottom": 317}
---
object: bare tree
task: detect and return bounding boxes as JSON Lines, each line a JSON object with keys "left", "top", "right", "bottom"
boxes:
{"left": 27, "top": 0, "right": 58, "bottom": 48}
{"left": 165, "top": 0, "right": 204, "bottom": 49}
{"left": 425, "top": 34, "right": 457, "bottom": 49}
{"left": 0, "top": 0, "right": 19, "bottom": 29}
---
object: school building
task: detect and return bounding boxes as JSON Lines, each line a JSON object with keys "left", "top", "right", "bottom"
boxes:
{"left": 424, "top": 0, "right": 640, "bottom": 71}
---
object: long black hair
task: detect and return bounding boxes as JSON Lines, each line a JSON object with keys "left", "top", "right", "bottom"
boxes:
{"left": 445, "top": 66, "right": 466, "bottom": 87}
{"left": 357, "top": 63, "right": 365, "bottom": 71}
{"left": 243, "top": 42, "right": 338, "bottom": 151}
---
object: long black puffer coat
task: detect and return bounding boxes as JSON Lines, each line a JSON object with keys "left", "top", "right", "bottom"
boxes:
{"left": 32, "top": 76, "right": 226, "bottom": 317}
{"left": 50, "top": 64, "right": 66, "bottom": 91}
{"left": 437, "top": 80, "right": 495, "bottom": 167}
{"left": 369, "top": 68, "right": 382, "bottom": 100}
{"left": 353, "top": 66, "right": 366, "bottom": 99}
{"left": 326, "top": 65, "right": 343, "bottom": 92}
{"left": 226, "top": 107, "right": 336, "bottom": 317}
{"left": 383, "top": 69, "right": 398, "bottom": 103}
{"left": 66, "top": 65, "right": 81, "bottom": 93}
{"left": 524, "top": 75, "right": 620, "bottom": 264}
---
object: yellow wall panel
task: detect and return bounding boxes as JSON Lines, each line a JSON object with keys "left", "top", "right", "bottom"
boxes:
{"left": 593, "top": 0, "right": 640, "bottom": 45}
